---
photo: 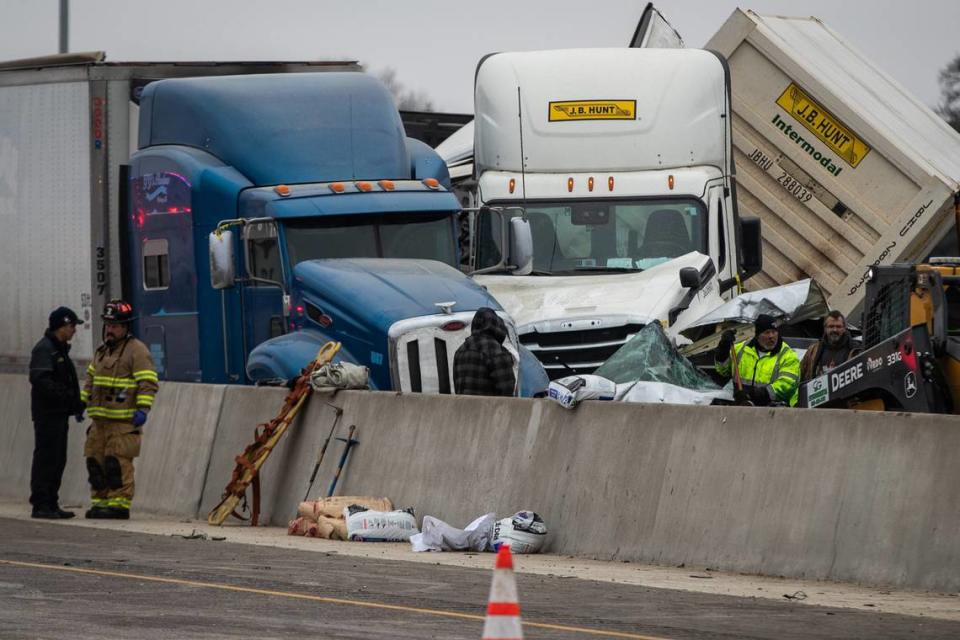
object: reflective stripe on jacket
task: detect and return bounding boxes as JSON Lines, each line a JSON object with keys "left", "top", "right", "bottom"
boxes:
{"left": 715, "top": 339, "right": 800, "bottom": 405}
{"left": 81, "top": 336, "right": 158, "bottom": 422}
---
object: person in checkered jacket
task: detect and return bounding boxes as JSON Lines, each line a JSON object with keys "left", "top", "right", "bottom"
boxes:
{"left": 453, "top": 307, "right": 515, "bottom": 396}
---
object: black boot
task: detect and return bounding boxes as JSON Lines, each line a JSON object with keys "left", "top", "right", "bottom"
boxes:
{"left": 102, "top": 507, "right": 130, "bottom": 520}
{"left": 55, "top": 508, "right": 76, "bottom": 519}
{"left": 85, "top": 506, "right": 110, "bottom": 519}
{"left": 31, "top": 506, "right": 60, "bottom": 519}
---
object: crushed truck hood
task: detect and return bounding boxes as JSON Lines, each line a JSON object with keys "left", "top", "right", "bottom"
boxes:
{"left": 475, "top": 252, "right": 711, "bottom": 330}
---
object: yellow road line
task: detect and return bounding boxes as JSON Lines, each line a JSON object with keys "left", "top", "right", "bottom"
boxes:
{"left": 0, "top": 558, "right": 669, "bottom": 640}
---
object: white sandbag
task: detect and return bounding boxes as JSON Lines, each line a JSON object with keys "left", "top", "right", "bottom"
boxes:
{"left": 345, "top": 506, "right": 419, "bottom": 542}
{"left": 490, "top": 511, "right": 547, "bottom": 554}
{"left": 547, "top": 374, "right": 616, "bottom": 409}
{"left": 410, "top": 513, "right": 496, "bottom": 552}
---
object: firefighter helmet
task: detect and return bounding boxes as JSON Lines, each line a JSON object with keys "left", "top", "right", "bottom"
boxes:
{"left": 101, "top": 299, "right": 135, "bottom": 324}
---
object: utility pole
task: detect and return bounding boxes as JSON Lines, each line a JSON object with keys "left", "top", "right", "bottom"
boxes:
{"left": 58, "top": 0, "right": 69, "bottom": 53}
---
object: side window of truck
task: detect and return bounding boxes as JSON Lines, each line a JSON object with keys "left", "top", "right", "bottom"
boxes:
{"left": 142, "top": 239, "right": 170, "bottom": 290}
{"left": 475, "top": 212, "right": 503, "bottom": 269}
{"left": 246, "top": 223, "right": 282, "bottom": 286}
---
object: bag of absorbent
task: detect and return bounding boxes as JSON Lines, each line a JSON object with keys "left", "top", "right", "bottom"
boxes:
{"left": 547, "top": 375, "right": 616, "bottom": 409}
{"left": 344, "top": 505, "right": 420, "bottom": 542}
{"left": 490, "top": 510, "right": 547, "bottom": 554}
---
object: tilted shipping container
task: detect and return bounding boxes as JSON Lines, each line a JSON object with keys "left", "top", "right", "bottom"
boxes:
{"left": 707, "top": 9, "right": 960, "bottom": 316}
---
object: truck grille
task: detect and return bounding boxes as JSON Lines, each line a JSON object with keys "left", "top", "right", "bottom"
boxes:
{"left": 389, "top": 312, "right": 519, "bottom": 394}
{"left": 519, "top": 323, "right": 644, "bottom": 380}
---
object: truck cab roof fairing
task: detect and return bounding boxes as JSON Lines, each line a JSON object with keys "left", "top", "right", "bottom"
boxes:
{"left": 138, "top": 72, "right": 409, "bottom": 186}
{"left": 475, "top": 48, "right": 728, "bottom": 174}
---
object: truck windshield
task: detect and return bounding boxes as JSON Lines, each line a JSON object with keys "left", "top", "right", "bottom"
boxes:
{"left": 284, "top": 213, "right": 457, "bottom": 268}
{"left": 477, "top": 198, "right": 707, "bottom": 274}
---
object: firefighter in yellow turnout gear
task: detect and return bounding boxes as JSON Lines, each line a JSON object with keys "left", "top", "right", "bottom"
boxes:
{"left": 715, "top": 314, "right": 801, "bottom": 406}
{"left": 81, "top": 300, "right": 158, "bottom": 519}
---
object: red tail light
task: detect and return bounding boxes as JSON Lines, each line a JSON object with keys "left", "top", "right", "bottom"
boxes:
{"left": 441, "top": 320, "right": 466, "bottom": 331}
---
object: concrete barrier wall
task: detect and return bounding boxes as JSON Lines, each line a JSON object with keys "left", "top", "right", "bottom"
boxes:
{"left": 2, "top": 373, "right": 958, "bottom": 591}
{"left": 132, "top": 382, "right": 226, "bottom": 517}
{"left": 286, "top": 393, "right": 960, "bottom": 591}
{"left": 0, "top": 374, "right": 226, "bottom": 517}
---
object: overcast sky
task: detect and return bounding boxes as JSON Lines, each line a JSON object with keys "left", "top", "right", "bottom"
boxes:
{"left": 0, "top": 0, "right": 957, "bottom": 114}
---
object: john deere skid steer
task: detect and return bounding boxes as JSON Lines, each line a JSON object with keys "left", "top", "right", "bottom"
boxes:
{"left": 798, "top": 262, "right": 960, "bottom": 413}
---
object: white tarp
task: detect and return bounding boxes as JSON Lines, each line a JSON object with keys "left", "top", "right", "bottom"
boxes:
{"left": 616, "top": 380, "right": 732, "bottom": 405}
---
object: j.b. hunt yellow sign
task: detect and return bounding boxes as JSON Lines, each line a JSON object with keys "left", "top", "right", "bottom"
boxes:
{"left": 775, "top": 83, "right": 870, "bottom": 168}
{"left": 548, "top": 100, "right": 636, "bottom": 121}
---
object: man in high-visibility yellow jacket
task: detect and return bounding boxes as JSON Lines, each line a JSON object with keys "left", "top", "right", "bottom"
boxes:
{"left": 81, "top": 300, "right": 158, "bottom": 519}
{"left": 715, "top": 314, "right": 800, "bottom": 406}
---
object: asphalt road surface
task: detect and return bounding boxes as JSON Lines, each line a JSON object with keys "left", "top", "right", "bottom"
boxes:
{"left": 2, "top": 518, "right": 958, "bottom": 639}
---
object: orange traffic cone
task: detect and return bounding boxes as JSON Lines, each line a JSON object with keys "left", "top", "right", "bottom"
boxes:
{"left": 481, "top": 544, "right": 523, "bottom": 639}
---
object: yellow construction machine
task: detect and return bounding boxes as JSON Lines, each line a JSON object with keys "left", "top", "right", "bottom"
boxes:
{"left": 798, "top": 262, "right": 960, "bottom": 412}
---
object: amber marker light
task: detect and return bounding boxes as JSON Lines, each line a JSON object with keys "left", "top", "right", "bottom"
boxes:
{"left": 379, "top": 180, "right": 395, "bottom": 191}
{"left": 423, "top": 178, "right": 440, "bottom": 189}
{"left": 357, "top": 181, "right": 373, "bottom": 192}
{"left": 274, "top": 184, "right": 291, "bottom": 197}
{"left": 588, "top": 177, "right": 595, "bottom": 192}
{"left": 330, "top": 182, "right": 345, "bottom": 193}
{"left": 509, "top": 178, "right": 516, "bottom": 194}
{"left": 567, "top": 177, "right": 574, "bottom": 192}
{"left": 668, "top": 175, "right": 675, "bottom": 190}
{"left": 608, "top": 176, "right": 615, "bottom": 191}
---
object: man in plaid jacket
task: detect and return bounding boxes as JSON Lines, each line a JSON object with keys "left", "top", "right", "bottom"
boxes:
{"left": 453, "top": 307, "right": 516, "bottom": 396}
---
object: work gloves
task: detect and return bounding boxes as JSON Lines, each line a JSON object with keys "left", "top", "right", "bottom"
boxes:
{"left": 714, "top": 329, "right": 737, "bottom": 361}
{"left": 734, "top": 386, "right": 772, "bottom": 406}
{"left": 74, "top": 402, "right": 86, "bottom": 423}
{"left": 749, "top": 386, "right": 773, "bottom": 406}
{"left": 132, "top": 410, "right": 148, "bottom": 427}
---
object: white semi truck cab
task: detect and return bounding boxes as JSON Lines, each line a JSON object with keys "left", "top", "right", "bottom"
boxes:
{"left": 470, "top": 48, "right": 762, "bottom": 378}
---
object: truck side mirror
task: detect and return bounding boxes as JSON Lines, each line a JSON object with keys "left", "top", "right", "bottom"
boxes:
{"left": 509, "top": 217, "right": 534, "bottom": 276}
{"left": 739, "top": 217, "right": 763, "bottom": 281}
{"left": 679, "top": 266, "right": 700, "bottom": 288}
{"left": 209, "top": 230, "right": 236, "bottom": 289}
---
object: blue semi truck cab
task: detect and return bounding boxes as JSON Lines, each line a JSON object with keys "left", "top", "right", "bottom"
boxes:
{"left": 126, "top": 72, "right": 547, "bottom": 394}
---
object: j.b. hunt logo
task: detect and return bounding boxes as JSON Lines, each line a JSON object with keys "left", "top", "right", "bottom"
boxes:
{"left": 549, "top": 100, "right": 636, "bottom": 122}
{"left": 772, "top": 83, "right": 871, "bottom": 175}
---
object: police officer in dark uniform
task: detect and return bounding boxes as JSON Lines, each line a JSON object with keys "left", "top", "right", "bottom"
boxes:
{"left": 29, "top": 306, "right": 85, "bottom": 519}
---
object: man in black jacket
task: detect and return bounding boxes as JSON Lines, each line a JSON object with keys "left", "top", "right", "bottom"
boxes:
{"left": 29, "top": 306, "right": 84, "bottom": 519}
{"left": 453, "top": 307, "right": 516, "bottom": 396}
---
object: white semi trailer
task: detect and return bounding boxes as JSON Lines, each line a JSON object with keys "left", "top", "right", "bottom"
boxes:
{"left": 468, "top": 48, "right": 762, "bottom": 378}
{"left": 0, "top": 53, "right": 356, "bottom": 371}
